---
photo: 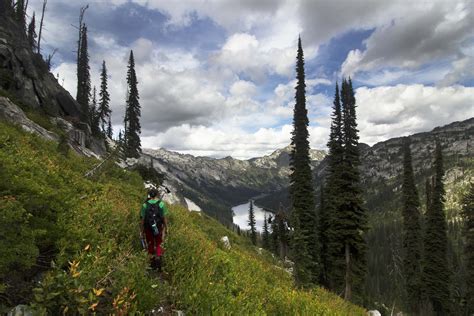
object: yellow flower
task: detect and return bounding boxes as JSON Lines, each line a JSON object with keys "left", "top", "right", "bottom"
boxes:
{"left": 89, "top": 302, "right": 99, "bottom": 311}
{"left": 93, "top": 288, "right": 105, "bottom": 296}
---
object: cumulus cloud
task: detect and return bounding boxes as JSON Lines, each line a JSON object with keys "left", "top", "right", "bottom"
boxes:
{"left": 33, "top": 0, "right": 474, "bottom": 159}
{"left": 356, "top": 84, "right": 474, "bottom": 145}
{"left": 132, "top": 0, "right": 285, "bottom": 31}
{"left": 211, "top": 33, "right": 310, "bottom": 81}
{"left": 142, "top": 124, "right": 293, "bottom": 159}
{"left": 341, "top": 0, "right": 474, "bottom": 82}
{"left": 438, "top": 55, "right": 474, "bottom": 87}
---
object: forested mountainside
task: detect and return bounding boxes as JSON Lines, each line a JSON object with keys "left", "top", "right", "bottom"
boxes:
{"left": 256, "top": 117, "right": 474, "bottom": 312}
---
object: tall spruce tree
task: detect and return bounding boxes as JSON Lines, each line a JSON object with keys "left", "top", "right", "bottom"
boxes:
{"left": 0, "top": 0, "right": 10, "bottom": 16}
{"left": 337, "top": 78, "right": 367, "bottom": 302}
{"left": 248, "top": 200, "right": 257, "bottom": 245}
{"left": 123, "top": 50, "right": 141, "bottom": 158}
{"left": 462, "top": 182, "right": 474, "bottom": 314}
{"left": 423, "top": 141, "right": 451, "bottom": 315}
{"left": 98, "top": 60, "right": 112, "bottom": 136}
{"left": 27, "top": 12, "right": 37, "bottom": 50}
{"left": 76, "top": 24, "right": 91, "bottom": 124}
{"left": 262, "top": 214, "right": 270, "bottom": 250}
{"left": 401, "top": 139, "right": 423, "bottom": 313}
{"left": 89, "top": 86, "right": 100, "bottom": 136}
{"left": 277, "top": 210, "right": 289, "bottom": 259}
{"left": 15, "top": 0, "right": 26, "bottom": 32}
{"left": 321, "top": 83, "right": 345, "bottom": 290}
{"left": 270, "top": 215, "right": 279, "bottom": 254}
{"left": 106, "top": 116, "right": 113, "bottom": 139}
{"left": 289, "top": 37, "right": 319, "bottom": 287}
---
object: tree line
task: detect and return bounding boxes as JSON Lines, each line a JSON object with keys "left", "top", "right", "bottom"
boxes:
{"left": 246, "top": 36, "right": 474, "bottom": 315}
{"left": 75, "top": 5, "right": 141, "bottom": 158}
{"left": 2, "top": 1, "right": 142, "bottom": 158}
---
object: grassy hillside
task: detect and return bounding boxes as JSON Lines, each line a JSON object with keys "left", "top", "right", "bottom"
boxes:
{"left": 0, "top": 120, "right": 365, "bottom": 314}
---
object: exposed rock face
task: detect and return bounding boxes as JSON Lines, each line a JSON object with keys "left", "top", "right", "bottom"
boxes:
{"left": 0, "top": 96, "right": 57, "bottom": 141}
{"left": 0, "top": 14, "right": 82, "bottom": 118}
{"left": 0, "top": 96, "right": 104, "bottom": 158}
{"left": 0, "top": 13, "right": 106, "bottom": 157}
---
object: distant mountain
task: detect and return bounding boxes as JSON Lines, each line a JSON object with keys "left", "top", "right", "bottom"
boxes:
{"left": 139, "top": 146, "right": 326, "bottom": 223}
{"left": 257, "top": 117, "right": 474, "bottom": 211}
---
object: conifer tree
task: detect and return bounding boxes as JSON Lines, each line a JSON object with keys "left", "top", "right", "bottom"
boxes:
{"left": 98, "top": 60, "right": 112, "bottom": 136}
{"left": 76, "top": 25, "right": 91, "bottom": 124}
{"left": 262, "top": 214, "right": 270, "bottom": 250}
{"left": 123, "top": 50, "right": 141, "bottom": 158}
{"left": 0, "top": 0, "right": 10, "bottom": 16}
{"left": 15, "top": 0, "right": 26, "bottom": 32}
{"left": 89, "top": 86, "right": 100, "bottom": 136}
{"left": 276, "top": 210, "right": 289, "bottom": 259}
{"left": 336, "top": 78, "right": 367, "bottom": 302}
{"left": 289, "top": 36, "right": 319, "bottom": 287}
{"left": 27, "top": 12, "right": 37, "bottom": 50}
{"left": 270, "top": 215, "right": 279, "bottom": 254}
{"left": 401, "top": 139, "right": 423, "bottom": 313}
{"left": 322, "top": 83, "right": 345, "bottom": 289}
{"left": 248, "top": 200, "right": 257, "bottom": 245}
{"left": 462, "top": 182, "right": 474, "bottom": 314}
{"left": 106, "top": 116, "right": 113, "bottom": 139}
{"left": 423, "top": 141, "right": 451, "bottom": 314}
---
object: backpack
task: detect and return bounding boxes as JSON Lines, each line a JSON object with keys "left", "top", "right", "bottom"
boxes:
{"left": 144, "top": 200, "right": 164, "bottom": 236}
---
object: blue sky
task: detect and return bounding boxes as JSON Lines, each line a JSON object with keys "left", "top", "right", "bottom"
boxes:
{"left": 28, "top": 0, "right": 474, "bottom": 159}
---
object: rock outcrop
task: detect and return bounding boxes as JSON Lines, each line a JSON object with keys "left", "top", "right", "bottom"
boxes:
{"left": 0, "top": 96, "right": 104, "bottom": 157}
{"left": 0, "top": 96, "right": 57, "bottom": 141}
{"left": 0, "top": 11, "right": 106, "bottom": 157}
{"left": 0, "top": 14, "right": 82, "bottom": 118}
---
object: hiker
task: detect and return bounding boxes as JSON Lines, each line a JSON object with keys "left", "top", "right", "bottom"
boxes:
{"left": 140, "top": 188, "right": 168, "bottom": 271}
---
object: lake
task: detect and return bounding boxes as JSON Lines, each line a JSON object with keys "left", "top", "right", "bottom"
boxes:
{"left": 232, "top": 201, "right": 272, "bottom": 232}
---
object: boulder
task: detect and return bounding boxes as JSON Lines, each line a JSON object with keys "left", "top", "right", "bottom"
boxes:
{"left": 7, "top": 305, "right": 33, "bottom": 316}
{"left": 220, "top": 236, "right": 231, "bottom": 250}
{"left": 368, "top": 311, "right": 381, "bottom": 316}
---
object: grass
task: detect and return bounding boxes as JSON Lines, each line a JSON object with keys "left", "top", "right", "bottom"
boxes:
{"left": 0, "top": 119, "right": 365, "bottom": 315}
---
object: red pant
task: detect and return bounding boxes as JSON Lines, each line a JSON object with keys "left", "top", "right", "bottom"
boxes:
{"left": 144, "top": 227, "right": 163, "bottom": 257}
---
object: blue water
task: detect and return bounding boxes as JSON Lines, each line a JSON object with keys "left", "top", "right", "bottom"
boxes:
{"left": 232, "top": 201, "right": 272, "bottom": 232}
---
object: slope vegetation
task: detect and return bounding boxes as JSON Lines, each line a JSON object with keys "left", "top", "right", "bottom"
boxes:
{"left": 0, "top": 118, "right": 364, "bottom": 314}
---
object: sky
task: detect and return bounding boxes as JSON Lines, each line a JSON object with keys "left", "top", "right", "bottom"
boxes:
{"left": 27, "top": 0, "right": 474, "bottom": 159}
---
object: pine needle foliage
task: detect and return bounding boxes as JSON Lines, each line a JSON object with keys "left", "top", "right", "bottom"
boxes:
{"left": 462, "top": 182, "right": 474, "bottom": 314}
{"left": 248, "top": 200, "right": 257, "bottom": 245}
{"left": 289, "top": 37, "right": 319, "bottom": 287}
{"left": 423, "top": 141, "right": 451, "bottom": 315}
{"left": 401, "top": 139, "right": 423, "bottom": 313}
{"left": 123, "top": 50, "right": 141, "bottom": 158}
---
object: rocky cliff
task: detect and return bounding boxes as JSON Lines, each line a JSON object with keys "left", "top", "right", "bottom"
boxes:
{"left": 0, "top": 13, "right": 82, "bottom": 118}
{"left": 0, "top": 10, "right": 105, "bottom": 156}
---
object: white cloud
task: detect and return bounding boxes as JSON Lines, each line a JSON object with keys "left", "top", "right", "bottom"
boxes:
{"left": 356, "top": 84, "right": 474, "bottom": 145}
{"left": 35, "top": 0, "right": 474, "bottom": 159}
{"left": 438, "top": 55, "right": 474, "bottom": 87}
{"left": 341, "top": 0, "right": 474, "bottom": 83}
{"left": 142, "top": 124, "right": 293, "bottom": 159}
{"left": 230, "top": 80, "right": 257, "bottom": 97}
{"left": 211, "top": 32, "right": 309, "bottom": 81}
